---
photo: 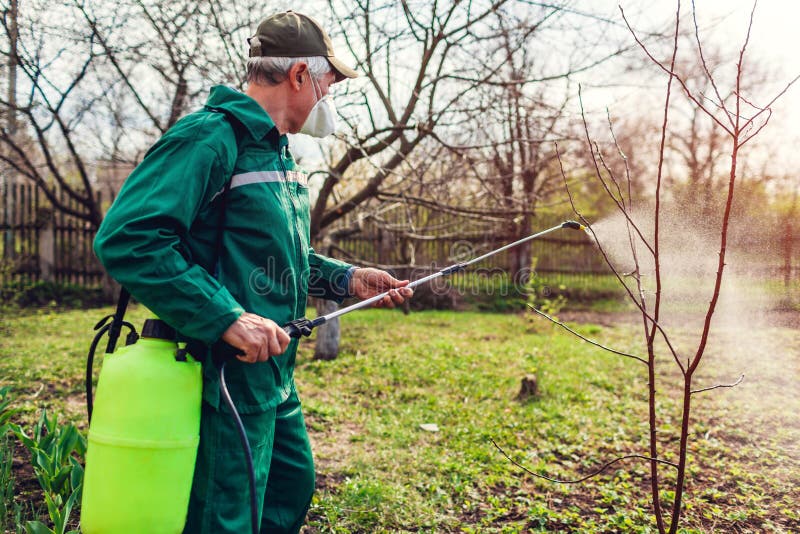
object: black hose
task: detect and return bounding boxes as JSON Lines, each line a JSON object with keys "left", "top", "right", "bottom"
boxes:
{"left": 86, "top": 323, "right": 112, "bottom": 422}
{"left": 219, "top": 362, "right": 259, "bottom": 534}
{"left": 86, "top": 319, "right": 138, "bottom": 422}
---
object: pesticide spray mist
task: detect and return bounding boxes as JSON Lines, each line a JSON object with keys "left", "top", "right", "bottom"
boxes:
{"left": 587, "top": 204, "right": 799, "bottom": 461}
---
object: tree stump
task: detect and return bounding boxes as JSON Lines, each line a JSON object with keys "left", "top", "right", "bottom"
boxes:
{"left": 516, "top": 374, "right": 539, "bottom": 400}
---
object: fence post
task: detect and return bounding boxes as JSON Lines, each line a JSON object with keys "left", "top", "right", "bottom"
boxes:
{"left": 38, "top": 206, "right": 55, "bottom": 282}
{"left": 2, "top": 180, "right": 11, "bottom": 262}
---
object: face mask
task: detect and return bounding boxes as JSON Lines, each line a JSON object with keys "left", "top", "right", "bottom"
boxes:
{"left": 300, "top": 75, "right": 337, "bottom": 138}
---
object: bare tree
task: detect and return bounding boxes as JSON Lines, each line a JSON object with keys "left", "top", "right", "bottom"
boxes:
{"left": 665, "top": 49, "right": 774, "bottom": 220}
{"left": 310, "top": 0, "right": 634, "bottom": 238}
{"left": 470, "top": 10, "right": 573, "bottom": 278}
{"left": 308, "top": 0, "right": 637, "bottom": 358}
{"left": 502, "top": 1, "right": 798, "bottom": 532}
{"left": 0, "top": 1, "right": 105, "bottom": 226}
{"left": 0, "top": 0, "right": 263, "bottom": 228}
{"left": 309, "top": 0, "right": 524, "bottom": 359}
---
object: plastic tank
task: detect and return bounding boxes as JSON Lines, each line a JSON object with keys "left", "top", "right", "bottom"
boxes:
{"left": 81, "top": 319, "right": 202, "bottom": 533}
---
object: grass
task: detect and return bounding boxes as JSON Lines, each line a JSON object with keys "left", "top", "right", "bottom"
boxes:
{"left": 0, "top": 304, "right": 798, "bottom": 532}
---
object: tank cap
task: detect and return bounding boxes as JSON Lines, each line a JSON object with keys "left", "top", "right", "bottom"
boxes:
{"left": 141, "top": 319, "right": 177, "bottom": 340}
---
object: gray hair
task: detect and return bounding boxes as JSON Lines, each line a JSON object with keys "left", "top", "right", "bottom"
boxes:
{"left": 246, "top": 56, "right": 332, "bottom": 85}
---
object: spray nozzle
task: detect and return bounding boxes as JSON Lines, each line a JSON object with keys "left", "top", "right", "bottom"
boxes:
{"left": 562, "top": 220, "right": 587, "bottom": 232}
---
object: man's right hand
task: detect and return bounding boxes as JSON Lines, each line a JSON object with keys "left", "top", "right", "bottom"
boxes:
{"left": 221, "top": 312, "right": 291, "bottom": 363}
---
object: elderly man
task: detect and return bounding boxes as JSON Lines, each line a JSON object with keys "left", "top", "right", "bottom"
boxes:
{"left": 94, "top": 11, "right": 411, "bottom": 533}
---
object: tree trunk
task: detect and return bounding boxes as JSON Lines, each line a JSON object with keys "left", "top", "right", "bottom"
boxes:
{"left": 7, "top": 0, "right": 18, "bottom": 136}
{"left": 314, "top": 234, "right": 342, "bottom": 360}
{"left": 3, "top": 0, "right": 19, "bottom": 261}
{"left": 38, "top": 208, "right": 55, "bottom": 282}
{"left": 313, "top": 298, "right": 340, "bottom": 361}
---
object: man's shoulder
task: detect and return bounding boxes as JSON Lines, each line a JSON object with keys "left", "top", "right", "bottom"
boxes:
{"left": 168, "top": 109, "right": 239, "bottom": 148}
{"left": 153, "top": 108, "right": 240, "bottom": 168}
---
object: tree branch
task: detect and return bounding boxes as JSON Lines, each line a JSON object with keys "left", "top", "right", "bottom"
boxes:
{"left": 691, "top": 374, "right": 744, "bottom": 395}
{"left": 527, "top": 305, "right": 648, "bottom": 365}
{"left": 491, "top": 438, "right": 678, "bottom": 485}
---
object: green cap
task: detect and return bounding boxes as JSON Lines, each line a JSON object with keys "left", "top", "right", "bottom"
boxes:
{"left": 248, "top": 11, "right": 358, "bottom": 82}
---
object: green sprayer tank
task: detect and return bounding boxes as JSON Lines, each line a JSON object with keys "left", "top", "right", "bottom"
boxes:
{"left": 81, "top": 319, "right": 202, "bottom": 533}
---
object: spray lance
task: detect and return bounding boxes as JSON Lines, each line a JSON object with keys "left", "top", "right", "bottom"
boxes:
{"left": 213, "top": 219, "right": 588, "bottom": 534}
{"left": 278, "top": 220, "right": 586, "bottom": 338}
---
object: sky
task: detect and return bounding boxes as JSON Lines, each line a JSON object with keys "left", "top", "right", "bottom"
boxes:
{"left": 669, "top": 0, "right": 798, "bottom": 129}
{"left": 702, "top": 0, "right": 800, "bottom": 140}
{"left": 578, "top": 0, "right": 800, "bottom": 176}
{"left": 291, "top": 1, "right": 800, "bottom": 177}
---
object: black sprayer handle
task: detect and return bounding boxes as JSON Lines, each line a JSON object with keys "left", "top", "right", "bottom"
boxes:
{"left": 283, "top": 317, "right": 317, "bottom": 338}
{"left": 210, "top": 341, "right": 242, "bottom": 365}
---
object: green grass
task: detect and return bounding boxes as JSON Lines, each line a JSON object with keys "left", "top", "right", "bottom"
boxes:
{"left": 0, "top": 305, "right": 797, "bottom": 532}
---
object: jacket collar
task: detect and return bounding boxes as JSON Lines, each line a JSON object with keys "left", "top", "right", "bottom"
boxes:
{"left": 205, "top": 85, "right": 278, "bottom": 141}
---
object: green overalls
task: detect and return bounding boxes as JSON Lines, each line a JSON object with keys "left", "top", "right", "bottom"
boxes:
{"left": 93, "top": 85, "right": 352, "bottom": 533}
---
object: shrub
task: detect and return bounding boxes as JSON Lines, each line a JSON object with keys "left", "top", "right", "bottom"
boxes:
{"left": 0, "top": 281, "right": 108, "bottom": 309}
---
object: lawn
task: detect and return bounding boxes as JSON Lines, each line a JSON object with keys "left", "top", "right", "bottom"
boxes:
{"left": 0, "top": 304, "right": 798, "bottom": 532}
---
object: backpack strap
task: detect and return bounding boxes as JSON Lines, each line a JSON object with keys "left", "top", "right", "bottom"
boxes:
{"left": 204, "top": 105, "right": 245, "bottom": 277}
{"left": 188, "top": 106, "right": 248, "bottom": 364}
{"left": 105, "top": 286, "right": 134, "bottom": 352}
{"left": 86, "top": 286, "right": 138, "bottom": 420}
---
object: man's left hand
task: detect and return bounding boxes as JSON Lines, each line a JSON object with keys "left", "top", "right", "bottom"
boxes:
{"left": 350, "top": 268, "right": 413, "bottom": 308}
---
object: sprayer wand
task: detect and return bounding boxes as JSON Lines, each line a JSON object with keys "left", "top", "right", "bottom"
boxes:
{"left": 283, "top": 220, "right": 586, "bottom": 338}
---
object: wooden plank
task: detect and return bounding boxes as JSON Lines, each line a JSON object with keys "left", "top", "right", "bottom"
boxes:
{"left": 19, "top": 184, "right": 26, "bottom": 270}
{"left": 57, "top": 184, "right": 65, "bottom": 284}
{"left": 13, "top": 183, "right": 19, "bottom": 260}
{"left": 82, "top": 192, "right": 90, "bottom": 284}
{"left": 1, "top": 182, "right": 6, "bottom": 267}
{"left": 68, "top": 188, "right": 75, "bottom": 284}
{"left": 33, "top": 185, "right": 40, "bottom": 281}
{"left": 24, "top": 183, "right": 31, "bottom": 281}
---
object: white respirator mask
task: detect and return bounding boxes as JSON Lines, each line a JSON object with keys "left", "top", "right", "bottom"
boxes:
{"left": 300, "top": 74, "right": 337, "bottom": 138}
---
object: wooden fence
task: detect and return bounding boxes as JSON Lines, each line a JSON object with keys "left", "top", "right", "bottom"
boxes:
{"left": 2, "top": 180, "right": 798, "bottom": 299}
{"left": 1, "top": 182, "right": 108, "bottom": 286}
{"left": 325, "top": 208, "right": 609, "bottom": 293}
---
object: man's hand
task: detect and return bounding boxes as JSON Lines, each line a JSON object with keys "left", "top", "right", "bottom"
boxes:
{"left": 349, "top": 267, "right": 413, "bottom": 308}
{"left": 221, "top": 312, "right": 291, "bottom": 363}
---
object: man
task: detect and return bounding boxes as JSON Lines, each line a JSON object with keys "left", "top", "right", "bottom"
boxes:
{"left": 93, "top": 11, "right": 412, "bottom": 533}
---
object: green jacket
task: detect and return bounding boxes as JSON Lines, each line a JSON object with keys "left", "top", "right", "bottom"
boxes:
{"left": 94, "top": 85, "right": 352, "bottom": 413}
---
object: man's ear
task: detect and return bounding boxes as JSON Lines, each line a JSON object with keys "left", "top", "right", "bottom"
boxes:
{"left": 287, "top": 62, "right": 308, "bottom": 92}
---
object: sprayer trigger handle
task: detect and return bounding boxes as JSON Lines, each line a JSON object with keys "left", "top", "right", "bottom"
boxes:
{"left": 283, "top": 318, "right": 315, "bottom": 339}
